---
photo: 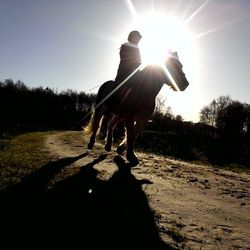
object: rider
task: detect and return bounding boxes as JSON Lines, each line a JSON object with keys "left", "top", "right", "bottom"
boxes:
{"left": 115, "top": 30, "right": 142, "bottom": 84}
{"left": 98, "top": 31, "right": 142, "bottom": 140}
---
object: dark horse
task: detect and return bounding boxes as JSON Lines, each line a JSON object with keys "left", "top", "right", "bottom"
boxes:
{"left": 84, "top": 51, "right": 189, "bottom": 164}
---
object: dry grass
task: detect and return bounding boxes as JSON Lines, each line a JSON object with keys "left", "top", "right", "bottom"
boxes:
{"left": 0, "top": 131, "right": 55, "bottom": 190}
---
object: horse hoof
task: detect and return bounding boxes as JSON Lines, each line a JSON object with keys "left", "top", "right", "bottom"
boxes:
{"left": 116, "top": 145, "right": 126, "bottom": 155}
{"left": 126, "top": 153, "right": 139, "bottom": 165}
{"left": 105, "top": 144, "right": 112, "bottom": 152}
{"left": 87, "top": 142, "right": 94, "bottom": 150}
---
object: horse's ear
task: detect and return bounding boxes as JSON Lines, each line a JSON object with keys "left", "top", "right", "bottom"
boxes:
{"left": 168, "top": 51, "right": 178, "bottom": 58}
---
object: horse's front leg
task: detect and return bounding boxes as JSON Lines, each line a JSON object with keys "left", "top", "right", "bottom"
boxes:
{"left": 117, "top": 119, "right": 146, "bottom": 156}
{"left": 125, "top": 119, "right": 139, "bottom": 164}
{"left": 104, "top": 115, "right": 119, "bottom": 152}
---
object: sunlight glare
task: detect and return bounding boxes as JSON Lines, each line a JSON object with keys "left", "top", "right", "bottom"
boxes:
{"left": 133, "top": 13, "right": 194, "bottom": 67}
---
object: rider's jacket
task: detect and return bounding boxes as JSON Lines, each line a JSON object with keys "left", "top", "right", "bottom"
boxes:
{"left": 115, "top": 42, "right": 141, "bottom": 83}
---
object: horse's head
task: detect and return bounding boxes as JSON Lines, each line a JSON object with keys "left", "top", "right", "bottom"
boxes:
{"left": 165, "top": 51, "right": 189, "bottom": 91}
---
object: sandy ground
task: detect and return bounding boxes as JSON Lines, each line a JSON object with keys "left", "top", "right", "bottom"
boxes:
{"left": 45, "top": 131, "right": 250, "bottom": 250}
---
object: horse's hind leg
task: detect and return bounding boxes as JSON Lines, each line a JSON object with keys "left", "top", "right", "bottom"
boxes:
{"left": 99, "top": 113, "right": 112, "bottom": 140}
{"left": 104, "top": 115, "right": 119, "bottom": 152}
{"left": 116, "top": 137, "right": 127, "bottom": 155}
{"left": 87, "top": 109, "right": 103, "bottom": 150}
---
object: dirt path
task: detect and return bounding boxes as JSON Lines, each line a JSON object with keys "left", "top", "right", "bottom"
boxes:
{"left": 45, "top": 131, "right": 250, "bottom": 249}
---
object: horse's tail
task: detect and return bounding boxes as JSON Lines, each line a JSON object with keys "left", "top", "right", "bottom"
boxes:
{"left": 83, "top": 111, "right": 95, "bottom": 135}
{"left": 83, "top": 80, "right": 113, "bottom": 136}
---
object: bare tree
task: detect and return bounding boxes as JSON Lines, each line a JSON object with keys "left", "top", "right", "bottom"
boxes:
{"left": 200, "top": 96, "right": 232, "bottom": 127}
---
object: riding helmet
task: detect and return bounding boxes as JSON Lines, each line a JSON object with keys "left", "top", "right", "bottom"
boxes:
{"left": 128, "top": 30, "right": 142, "bottom": 42}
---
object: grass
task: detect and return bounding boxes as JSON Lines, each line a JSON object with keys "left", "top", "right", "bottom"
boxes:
{"left": 0, "top": 131, "right": 55, "bottom": 191}
{"left": 60, "top": 130, "right": 83, "bottom": 144}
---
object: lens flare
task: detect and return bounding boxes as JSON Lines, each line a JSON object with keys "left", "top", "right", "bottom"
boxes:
{"left": 132, "top": 13, "right": 194, "bottom": 67}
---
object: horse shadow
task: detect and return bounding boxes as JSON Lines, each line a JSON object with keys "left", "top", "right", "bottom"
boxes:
{"left": 1, "top": 153, "right": 173, "bottom": 249}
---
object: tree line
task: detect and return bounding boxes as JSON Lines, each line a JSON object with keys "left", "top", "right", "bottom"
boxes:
{"left": 0, "top": 79, "right": 96, "bottom": 135}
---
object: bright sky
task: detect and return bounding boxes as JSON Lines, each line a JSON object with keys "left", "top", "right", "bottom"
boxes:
{"left": 1, "top": 0, "right": 250, "bottom": 122}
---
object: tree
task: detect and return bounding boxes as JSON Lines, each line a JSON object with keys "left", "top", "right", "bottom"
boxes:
{"left": 200, "top": 106, "right": 213, "bottom": 126}
{"left": 200, "top": 96, "right": 250, "bottom": 138}
{"left": 200, "top": 96, "right": 232, "bottom": 127}
{"left": 216, "top": 101, "right": 246, "bottom": 136}
{"left": 244, "top": 104, "right": 250, "bottom": 137}
{"left": 175, "top": 115, "right": 183, "bottom": 122}
{"left": 155, "top": 95, "right": 166, "bottom": 115}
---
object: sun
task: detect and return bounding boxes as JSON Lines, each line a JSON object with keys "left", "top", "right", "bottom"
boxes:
{"left": 133, "top": 13, "right": 194, "bottom": 67}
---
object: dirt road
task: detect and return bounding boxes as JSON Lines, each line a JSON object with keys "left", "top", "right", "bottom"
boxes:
{"left": 45, "top": 131, "right": 250, "bottom": 249}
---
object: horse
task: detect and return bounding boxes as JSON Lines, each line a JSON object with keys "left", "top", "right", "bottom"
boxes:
{"left": 84, "top": 51, "right": 189, "bottom": 164}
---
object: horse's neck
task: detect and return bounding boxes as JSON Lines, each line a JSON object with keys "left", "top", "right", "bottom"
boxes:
{"left": 143, "top": 66, "right": 166, "bottom": 97}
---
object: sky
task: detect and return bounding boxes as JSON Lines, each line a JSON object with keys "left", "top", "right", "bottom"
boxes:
{"left": 0, "top": 0, "right": 250, "bottom": 122}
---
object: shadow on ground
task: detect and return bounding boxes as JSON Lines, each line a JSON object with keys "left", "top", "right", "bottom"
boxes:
{"left": 1, "top": 153, "right": 173, "bottom": 249}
